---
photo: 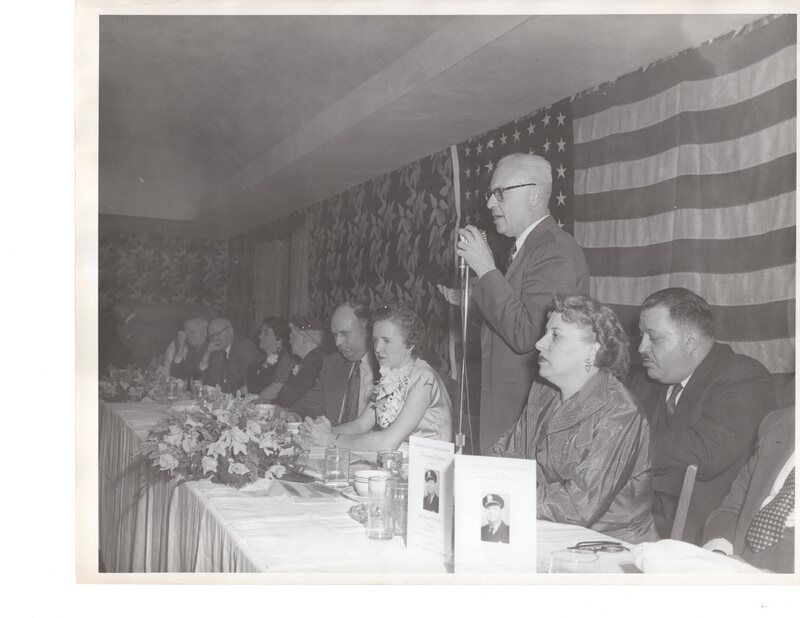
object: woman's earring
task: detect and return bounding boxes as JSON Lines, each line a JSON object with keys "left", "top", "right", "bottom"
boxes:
{"left": 584, "top": 357, "right": 593, "bottom": 373}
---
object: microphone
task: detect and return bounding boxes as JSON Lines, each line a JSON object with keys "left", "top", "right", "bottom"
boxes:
{"left": 459, "top": 229, "right": 487, "bottom": 274}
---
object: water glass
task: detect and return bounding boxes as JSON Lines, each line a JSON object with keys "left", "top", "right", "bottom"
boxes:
{"left": 393, "top": 479, "right": 409, "bottom": 537}
{"left": 323, "top": 447, "right": 350, "bottom": 489}
{"left": 366, "top": 476, "right": 397, "bottom": 540}
{"left": 167, "top": 380, "right": 179, "bottom": 399}
{"left": 192, "top": 380, "right": 203, "bottom": 399}
{"left": 549, "top": 550, "right": 599, "bottom": 573}
{"left": 377, "top": 450, "right": 403, "bottom": 476}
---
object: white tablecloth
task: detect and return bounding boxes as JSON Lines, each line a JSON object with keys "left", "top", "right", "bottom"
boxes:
{"left": 99, "top": 401, "right": 638, "bottom": 574}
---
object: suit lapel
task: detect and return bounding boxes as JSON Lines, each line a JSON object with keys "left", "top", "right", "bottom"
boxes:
{"left": 504, "top": 216, "right": 551, "bottom": 280}
{"left": 670, "top": 343, "right": 721, "bottom": 428}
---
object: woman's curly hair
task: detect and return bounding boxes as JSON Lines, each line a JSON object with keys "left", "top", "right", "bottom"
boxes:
{"left": 372, "top": 302, "right": 424, "bottom": 357}
{"left": 550, "top": 294, "right": 630, "bottom": 379}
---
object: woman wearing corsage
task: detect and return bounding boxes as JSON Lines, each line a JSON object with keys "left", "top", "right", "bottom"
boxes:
{"left": 246, "top": 317, "right": 296, "bottom": 401}
{"left": 301, "top": 304, "right": 452, "bottom": 452}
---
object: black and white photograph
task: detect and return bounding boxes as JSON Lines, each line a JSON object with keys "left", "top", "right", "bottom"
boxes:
{"left": 74, "top": 0, "right": 798, "bottom": 593}
{"left": 480, "top": 493, "right": 510, "bottom": 544}
{"left": 423, "top": 469, "right": 440, "bottom": 513}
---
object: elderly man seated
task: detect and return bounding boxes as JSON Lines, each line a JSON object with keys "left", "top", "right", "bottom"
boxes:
{"left": 630, "top": 287, "right": 776, "bottom": 543}
{"left": 702, "top": 407, "right": 794, "bottom": 573}
{"left": 275, "top": 314, "right": 326, "bottom": 407}
{"left": 198, "top": 317, "right": 259, "bottom": 394}
{"left": 159, "top": 316, "right": 208, "bottom": 382}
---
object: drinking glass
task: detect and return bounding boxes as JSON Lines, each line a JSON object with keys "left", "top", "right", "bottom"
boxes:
{"left": 192, "top": 380, "right": 203, "bottom": 399}
{"left": 377, "top": 451, "right": 403, "bottom": 476}
{"left": 549, "top": 550, "right": 599, "bottom": 573}
{"left": 366, "top": 476, "right": 397, "bottom": 540}
{"left": 167, "top": 380, "right": 179, "bottom": 400}
{"left": 323, "top": 447, "right": 350, "bottom": 489}
{"left": 393, "top": 479, "right": 409, "bottom": 538}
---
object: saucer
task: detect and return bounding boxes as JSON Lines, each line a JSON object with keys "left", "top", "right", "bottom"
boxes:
{"left": 341, "top": 485, "right": 368, "bottom": 502}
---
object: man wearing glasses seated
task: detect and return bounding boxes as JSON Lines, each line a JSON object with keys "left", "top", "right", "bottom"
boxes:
{"left": 199, "top": 317, "right": 259, "bottom": 394}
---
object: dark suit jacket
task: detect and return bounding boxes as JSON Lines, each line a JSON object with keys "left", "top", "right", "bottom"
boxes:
{"left": 423, "top": 493, "right": 439, "bottom": 513}
{"left": 472, "top": 215, "right": 590, "bottom": 453}
{"left": 630, "top": 342, "right": 776, "bottom": 544}
{"left": 171, "top": 341, "right": 208, "bottom": 383}
{"left": 290, "top": 351, "right": 377, "bottom": 424}
{"left": 703, "top": 407, "right": 794, "bottom": 573}
{"left": 204, "top": 336, "right": 260, "bottom": 394}
{"left": 481, "top": 521, "right": 510, "bottom": 543}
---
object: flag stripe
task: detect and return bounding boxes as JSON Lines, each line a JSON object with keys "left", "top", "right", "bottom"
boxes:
{"left": 575, "top": 45, "right": 796, "bottom": 144}
{"left": 576, "top": 192, "right": 795, "bottom": 248}
{"left": 584, "top": 226, "right": 795, "bottom": 277}
{"left": 608, "top": 301, "right": 794, "bottom": 345}
{"left": 573, "top": 15, "right": 796, "bottom": 119}
{"left": 575, "top": 81, "right": 796, "bottom": 168}
{"left": 591, "top": 265, "right": 796, "bottom": 307}
{"left": 575, "top": 118, "right": 795, "bottom": 194}
{"left": 725, "top": 340, "right": 796, "bottom": 374}
{"left": 574, "top": 154, "right": 795, "bottom": 222}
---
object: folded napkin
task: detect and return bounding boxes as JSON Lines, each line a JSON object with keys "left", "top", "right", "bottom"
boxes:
{"left": 631, "top": 540, "right": 764, "bottom": 573}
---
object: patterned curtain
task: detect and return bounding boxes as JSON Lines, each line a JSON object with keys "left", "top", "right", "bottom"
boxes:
{"left": 307, "top": 148, "right": 456, "bottom": 368}
{"left": 226, "top": 233, "right": 256, "bottom": 338}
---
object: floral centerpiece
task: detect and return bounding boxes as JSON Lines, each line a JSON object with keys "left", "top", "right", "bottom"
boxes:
{"left": 138, "top": 391, "right": 296, "bottom": 489}
{"left": 100, "top": 365, "right": 164, "bottom": 402}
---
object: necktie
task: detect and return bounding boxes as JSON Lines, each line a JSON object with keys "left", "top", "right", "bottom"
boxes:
{"left": 665, "top": 383, "right": 683, "bottom": 421}
{"left": 507, "top": 244, "right": 517, "bottom": 269}
{"left": 746, "top": 468, "right": 795, "bottom": 552}
{"left": 340, "top": 361, "right": 362, "bottom": 424}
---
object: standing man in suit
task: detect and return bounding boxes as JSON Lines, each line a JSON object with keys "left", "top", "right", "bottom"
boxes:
{"left": 631, "top": 288, "right": 776, "bottom": 543}
{"left": 457, "top": 153, "right": 590, "bottom": 453}
{"left": 702, "top": 407, "right": 794, "bottom": 573}
{"left": 290, "top": 301, "right": 376, "bottom": 425}
{"left": 423, "top": 469, "right": 440, "bottom": 513}
{"left": 481, "top": 494, "right": 510, "bottom": 543}
{"left": 199, "top": 317, "right": 259, "bottom": 394}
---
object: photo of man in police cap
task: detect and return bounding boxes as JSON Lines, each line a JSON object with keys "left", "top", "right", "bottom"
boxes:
{"left": 423, "top": 469, "right": 439, "bottom": 513}
{"left": 480, "top": 493, "right": 510, "bottom": 543}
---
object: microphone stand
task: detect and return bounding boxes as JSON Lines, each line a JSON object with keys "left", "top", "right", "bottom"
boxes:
{"left": 455, "top": 258, "right": 471, "bottom": 455}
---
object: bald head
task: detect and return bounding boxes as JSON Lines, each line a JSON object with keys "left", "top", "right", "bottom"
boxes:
{"left": 487, "top": 153, "right": 553, "bottom": 238}
{"left": 208, "top": 317, "right": 234, "bottom": 349}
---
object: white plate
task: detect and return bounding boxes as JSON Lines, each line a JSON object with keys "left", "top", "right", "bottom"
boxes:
{"left": 341, "top": 486, "right": 368, "bottom": 502}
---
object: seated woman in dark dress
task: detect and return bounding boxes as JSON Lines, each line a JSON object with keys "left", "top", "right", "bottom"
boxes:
{"left": 246, "top": 317, "right": 295, "bottom": 401}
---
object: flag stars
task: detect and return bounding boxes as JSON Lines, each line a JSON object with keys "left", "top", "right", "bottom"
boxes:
{"left": 500, "top": 134, "right": 508, "bottom": 145}
{"left": 542, "top": 139, "right": 551, "bottom": 153}
{"left": 556, "top": 163, "right": 567, "bottom": 178}
{"left": 556, "top": 191, "right": 567, "bottom": 206}
{"left": 474, "top": 166, "right": 481, "bottom": 177}
{"left": 542, "top": 113, "right": 551, "bottom": 127}
{"left": 487, "top": 139, "right": 495, "bottom": 149}
{"left": 556, "top": 112, "right": 566, "bottom": 126}
{"left": 465, "top": 167, "right": 472, "bottom": 179}
{"left": 556, "top": 138, "right": 566, "bottom": 152}
{"left": 512, "top": 128, "right": 521, "bottom": 142}
{"left": 527, "top": 122, "right": 536, "bottom": 135}
{"left": 464, "top": 145, "right": 471, "bottom": 157}
{"left": 485, "top": 160, "right": 494, "bottom": 174}
{"left": 476, "top": 143, "right": 484, "bottom": 154}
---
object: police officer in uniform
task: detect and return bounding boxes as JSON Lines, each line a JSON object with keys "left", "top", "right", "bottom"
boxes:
{"left": 481, "top": 494, "right": 510, "bottom": 543}
{"left": 423, "top": 469, "right": 439, "bottom": 513}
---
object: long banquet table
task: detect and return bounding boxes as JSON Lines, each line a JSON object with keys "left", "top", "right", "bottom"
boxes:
{"left": 99, "top": 401, "right": 639, "bottom": 575}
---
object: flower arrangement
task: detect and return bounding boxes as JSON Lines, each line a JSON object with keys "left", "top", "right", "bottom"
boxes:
{"left": 138, "top": 391, "right": 296, "bottom": 489}
{"left": 372, "top": 362, "right": 413, "bottom": 428}
{"left": 100, "top": 365, "right": 170, "bottom": 402}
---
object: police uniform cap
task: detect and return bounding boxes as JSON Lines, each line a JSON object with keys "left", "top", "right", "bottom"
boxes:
{"left": 425, "top": 470, "right": 437, "bottom": 482}
{"left": 482, "top": 493, "right": 504, "bottom": 509}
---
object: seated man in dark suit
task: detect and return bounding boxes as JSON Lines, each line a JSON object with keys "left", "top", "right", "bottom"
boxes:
{"left": 630, "top": 288, "right": 776, "bottom": 543}
{"left": 702, "top": 407, "right": 794, "bottom": 573}
{"left": 288, "top": 301, "right": 376, "bottom": 425}
{"left": 159, "top": 316, "right": 208, "bottom": 382}
{"left": 480, "top": 494, "right": 509, "bottom": 543}
{"left": 199, "top": 317, "right": 259, "bottom": 394}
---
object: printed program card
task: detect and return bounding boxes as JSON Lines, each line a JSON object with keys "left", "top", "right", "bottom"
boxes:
{"left": 454, "top": 454, "right": 537, "bottom": 573}
{"left": 406, "top": 436, "right": 454, "bottom": 562}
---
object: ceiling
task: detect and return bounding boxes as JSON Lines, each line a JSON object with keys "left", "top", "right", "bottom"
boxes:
{"left": 98, "top": 13, "right": 764, "bottom": 238}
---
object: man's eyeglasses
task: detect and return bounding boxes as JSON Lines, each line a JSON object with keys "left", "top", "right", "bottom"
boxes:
{"left": 566, "top": 541, "right": 629, "bottom": 553}
{"left": 208, "top": 325, "right": 231, "bottom": 339}
{"left": 485, "top": 182, "right": 537, "bottom": 203}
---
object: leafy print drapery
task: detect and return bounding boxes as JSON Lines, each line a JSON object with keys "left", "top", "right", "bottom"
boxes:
{"left": 307, "top": 148, "right": 457, "bottom": 368}
{"left": 99, "top": 230, "right": 228, "bottom": 312}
